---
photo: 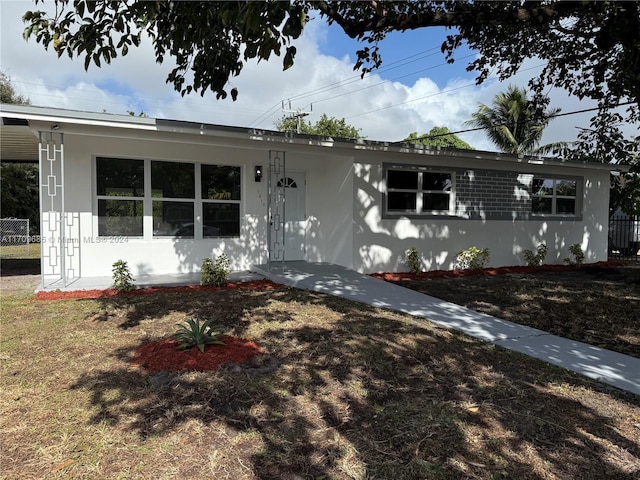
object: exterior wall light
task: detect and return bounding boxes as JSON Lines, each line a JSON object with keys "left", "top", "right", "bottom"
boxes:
{"left": 255, "top": 165, "right": 263, "bottom": 182}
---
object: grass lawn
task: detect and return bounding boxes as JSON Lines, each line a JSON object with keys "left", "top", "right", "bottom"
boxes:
{"left": 392, "top": 264, "right": 640, "bottom": 358}
{"left": 0, "top": 243, "right": 41, "bottom": 260}
{"left": 1, "top": 269, "right": 639, "bottom": 479}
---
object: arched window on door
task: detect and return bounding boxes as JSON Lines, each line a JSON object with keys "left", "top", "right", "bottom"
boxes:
{"left": 277, "top": 177, "right": 298, "bottom": 188}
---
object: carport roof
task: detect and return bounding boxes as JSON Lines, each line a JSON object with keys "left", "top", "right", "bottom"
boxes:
{"left": 1, "top": 116, "right": 39, "bottom": 162}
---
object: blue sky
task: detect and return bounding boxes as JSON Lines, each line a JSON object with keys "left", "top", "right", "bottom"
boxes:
{"left": 1, "top": 1, "right": 631, "bottom": 150}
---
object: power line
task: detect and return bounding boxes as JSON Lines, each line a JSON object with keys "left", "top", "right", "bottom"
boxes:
{"left": 393, "top": 101, "right": 637, "bottom": 143}
{"left": 289, "top": 47, "right": 444, "bottom": 104}
{"left": 247, "top": 46, "right": 446, "bottom": 126}
{"left": 13, "top": 44, "right": 472, "bottom": 130}
{"left": 309, "top": 53, "right": 477, "bottom": 108}
{"left": 248, "top": 52, "right": 476, "bottom": 128}
{"left": 344, "top": 63, "right": 548, "bottom": 121}
{"left": 11, "top": 79, "right": 274, "bottom": 120}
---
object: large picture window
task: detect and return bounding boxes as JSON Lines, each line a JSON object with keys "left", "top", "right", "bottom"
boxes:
{"left": 532, "top": 178, "right": 577, "bottom": 215}
{"left": 95, "top": 158, "right": 241, "bottom": 238}
{"left": 385, "top": 166, "right": 452, "bottom": 216}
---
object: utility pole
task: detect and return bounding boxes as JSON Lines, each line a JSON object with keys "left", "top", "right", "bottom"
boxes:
{"left": 281, "top": 100, "right": 312, "bottom": 134}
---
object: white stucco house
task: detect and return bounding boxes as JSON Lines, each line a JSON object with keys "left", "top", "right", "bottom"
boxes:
{"left": 0, "top": 104, "right": 622, "bottom": 289}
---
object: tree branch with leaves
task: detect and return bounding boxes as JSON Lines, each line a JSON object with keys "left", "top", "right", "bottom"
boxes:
{"left": 19, "top": 0, "right": 640, "bottom": 179}
{"left": 275, "top": 113, "right": 362, "bottom": 139}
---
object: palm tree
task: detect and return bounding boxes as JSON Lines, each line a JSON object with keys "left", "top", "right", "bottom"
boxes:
{"left": 466, "top": 85, "right": 561, "bottom": 155}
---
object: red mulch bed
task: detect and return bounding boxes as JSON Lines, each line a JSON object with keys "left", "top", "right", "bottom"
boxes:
{"left": 34, "top": 263, "right": 625, "bottom": 300}
{"left": 131, "top": 336, "right": 263, "bottom": 374}
{"left": 34, "top": 279, "right": 282, "bottom": 301}
{"left": 370, "top": 261, "right": 623, "bottom": 282}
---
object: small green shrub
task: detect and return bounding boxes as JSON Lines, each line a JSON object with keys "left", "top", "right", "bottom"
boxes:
{"left": 173, "top": 318, "right": 225, "bottom": 352}
{"left": 112, "top": 260, "right": 134, "bottom": 292}
{"left": 201, "top": 253, "right": 231, "bottom": 286}
{"left": 523, "top": 244, "right": 548, "bottom": 267}
{"left": 405, "top": 247, "right": 421, "bottom": 274}
{"left": 455, "top": 247, "right": 490, "bottom": 270}
{"left": 564, "top": 243, "right": 585, "bottom": 266}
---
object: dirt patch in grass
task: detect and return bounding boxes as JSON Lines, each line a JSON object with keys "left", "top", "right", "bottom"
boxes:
{"left": 389, "top": 263, "right": 640, "bottom": 358}
{"left": 0, "top": 273, "right": 39, "bottom": 296}
{"left": 1, "top": 273, "right": 639, "bottom": 479}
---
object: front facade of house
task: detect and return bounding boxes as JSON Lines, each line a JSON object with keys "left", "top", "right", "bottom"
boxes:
{"left": 0, "top": 105, "right": 616, "bottom": 288}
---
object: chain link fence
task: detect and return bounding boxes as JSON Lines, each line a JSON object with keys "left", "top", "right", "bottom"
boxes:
{"left": 1, "top": 218, "right": 31, "bottom": 258}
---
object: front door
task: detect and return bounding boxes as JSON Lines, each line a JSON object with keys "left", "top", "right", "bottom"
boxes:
{"left": 280, "top": 172, "right": 306, "bottom": 261}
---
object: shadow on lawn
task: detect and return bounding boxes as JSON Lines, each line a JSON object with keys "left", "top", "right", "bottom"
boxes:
{"left": 393, "top": 266, "right": 640, "bottom": 358}
{"left": 90, "top": 286, "right": 284, "bottom": 332}
{"left": 77, "top": 289, "right": 640, "bottom": 479}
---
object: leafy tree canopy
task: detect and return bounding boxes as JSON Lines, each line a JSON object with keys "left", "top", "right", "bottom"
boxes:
{"left": 1, "top": 70, "right": 30, "bottom": 105}
{"left": 404, "top": 127, "right": 473, "bottom": 150}
{"left": 22, "top": 0, "right": 640, "bottom": 122}
{"left": 276, "top": 113, "right": 362, "bottom": 139}
{"left": 19, "top": 1, "right": 640, "bottom": 181}
{"left": 556, "top": 113, "right": 640, "bottom": 215}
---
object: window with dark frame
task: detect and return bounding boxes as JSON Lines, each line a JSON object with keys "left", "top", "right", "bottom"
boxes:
{"left": 386, "top": 167, "right": 452, "bottom": 215}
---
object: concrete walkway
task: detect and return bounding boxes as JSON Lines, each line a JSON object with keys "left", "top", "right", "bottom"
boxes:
{"left": 253, "top": 261, "right": 640, "bottom": 396}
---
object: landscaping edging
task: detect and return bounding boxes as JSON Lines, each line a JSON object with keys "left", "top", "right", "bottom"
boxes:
{"left": 34, "top": 279, "right": 283, "bottom": 300}
{"left": 371, "top": 261, "right": 625, "bottom": 282}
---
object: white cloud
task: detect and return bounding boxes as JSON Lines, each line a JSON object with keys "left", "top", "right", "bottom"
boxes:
{"left": 1, "top": 1, "right": 635, "bottom": 152}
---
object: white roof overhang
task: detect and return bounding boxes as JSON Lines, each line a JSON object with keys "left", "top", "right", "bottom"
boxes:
{"left": 0, "top": 103, "right": 629, "bottom": 173}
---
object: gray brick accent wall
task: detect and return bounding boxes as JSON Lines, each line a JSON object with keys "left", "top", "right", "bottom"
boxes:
{"left": 455, "top": 170, "right": 533, "bottom": 220}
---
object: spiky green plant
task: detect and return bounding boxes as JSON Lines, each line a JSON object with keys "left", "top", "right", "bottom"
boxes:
{"left": 173, "top": 318, "right": 225, "bottom": 352}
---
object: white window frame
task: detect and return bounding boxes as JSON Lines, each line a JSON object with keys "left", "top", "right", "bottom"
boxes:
{"left": 94, "top": 157, "right": 242, "bottom": 239}
{"left": 531, "top": 176, "right": 580, "bottom": 217}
